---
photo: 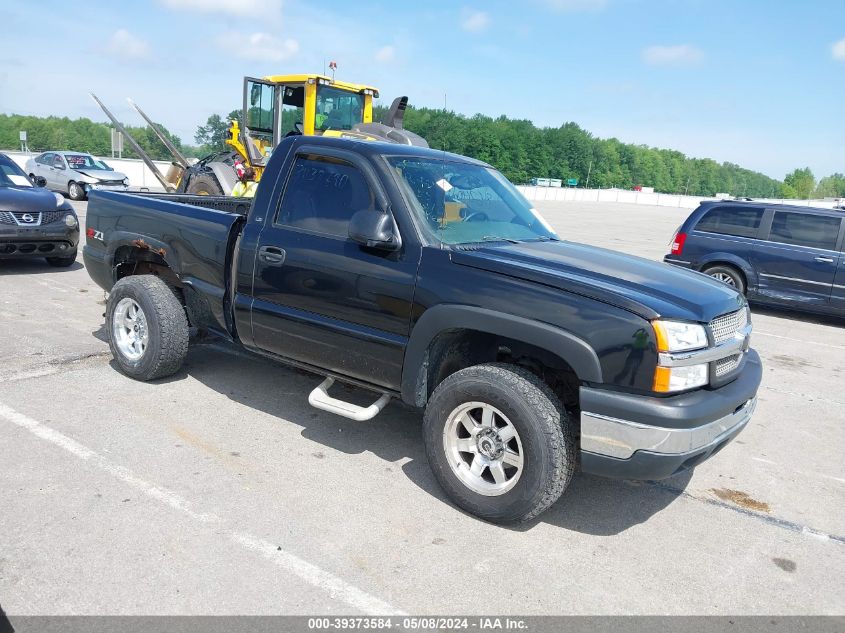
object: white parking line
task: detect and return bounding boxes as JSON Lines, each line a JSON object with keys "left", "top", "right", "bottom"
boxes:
{"left": 0, "top": 401, "right": 405, "bottom": 616}
{"left": 755, "top": 331, "right": 845, "bottom": 350}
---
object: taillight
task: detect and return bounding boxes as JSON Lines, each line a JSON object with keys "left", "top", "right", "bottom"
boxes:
{"left": 86, "top": 227, "right": 95, "bottom": 238}
{"left": 670, "top": 231, "right": 687, "bottom": 256}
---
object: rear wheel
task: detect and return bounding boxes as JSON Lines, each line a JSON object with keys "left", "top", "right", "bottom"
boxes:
{"left": 68, "top": 181, "right": 86, "bottom": 201}
{"left": 423, "top": 363, "right": 575, "bottom": 523}
{"left": 186, "top": 172, "right": 224, "bottom": 196}
{"left": 704, "top": 264, "right": 745, "bottom": 294}
{"left": 106, "top": 275, "right": 189, "bottom": 381}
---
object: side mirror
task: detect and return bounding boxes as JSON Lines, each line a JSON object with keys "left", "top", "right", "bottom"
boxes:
{"left": 32, "top": 175, "right": 47, "bottom": 187}
{"left": 348, "top": 209, "right": 401, "bottom": 251}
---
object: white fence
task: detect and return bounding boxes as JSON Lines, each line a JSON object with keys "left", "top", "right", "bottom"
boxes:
{"left": 516, "top": 185, "right": 842, "bottom": 210}
{"left": 5, "top": 150, "right": 171, "bottom": 190}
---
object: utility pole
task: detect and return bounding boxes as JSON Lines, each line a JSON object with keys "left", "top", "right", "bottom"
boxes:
{"left": 585, "top": 160, "right": 592, "bottom": 189}
{"left": 684, "top": 175, "right": 691, "bottom": 195}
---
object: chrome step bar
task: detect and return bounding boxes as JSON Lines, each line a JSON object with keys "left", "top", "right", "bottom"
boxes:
{"left": 307, "top": 378, "right": 391, "bottom": 421}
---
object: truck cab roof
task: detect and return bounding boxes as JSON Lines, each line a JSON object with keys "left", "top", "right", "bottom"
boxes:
{"left": 276, "top": 134, "right": 489, "bottom": 167}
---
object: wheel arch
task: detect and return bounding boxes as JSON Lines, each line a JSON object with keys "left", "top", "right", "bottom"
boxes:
{"left": 698, "top": 254, "right": 755, "bottom": 289}
{"left": 401, "top": 305, "right": 602, "bottom": 407}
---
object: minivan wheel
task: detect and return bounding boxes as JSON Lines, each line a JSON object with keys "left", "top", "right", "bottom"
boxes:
{"left": 704, "top": 265, "right": 746, "bottom": 294}
{"left": 68, "top": 181, "right": 86, "bottom": 201}
{"left": 106, "top": 275, "right": 189, "bottom": 381}
{"left": 423, "top": 363, "right": 575, "bottom": 524}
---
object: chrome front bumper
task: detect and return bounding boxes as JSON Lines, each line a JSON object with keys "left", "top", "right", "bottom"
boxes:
{"left": 581, "top": 396, "right": 757, "bottom": 460}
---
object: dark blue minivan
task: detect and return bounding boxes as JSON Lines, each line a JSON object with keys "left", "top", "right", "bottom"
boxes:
{"left": 664, "top": 201, "right": 845, "bottom": 316}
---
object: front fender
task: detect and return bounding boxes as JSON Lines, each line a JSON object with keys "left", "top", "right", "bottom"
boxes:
{"left": 400, "top": 304, "right": 603, "bottom": 406}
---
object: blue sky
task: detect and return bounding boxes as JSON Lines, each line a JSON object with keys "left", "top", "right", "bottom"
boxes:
{"left": 1, "top": 0, "right": 843, "bottom": 179}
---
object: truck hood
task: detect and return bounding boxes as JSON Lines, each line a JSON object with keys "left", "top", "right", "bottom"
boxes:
{"left": 0, "top": 185, "right": 62, "bottom": 213}
{"left": 451, "top": 240, "right": 746, "bottom": 323}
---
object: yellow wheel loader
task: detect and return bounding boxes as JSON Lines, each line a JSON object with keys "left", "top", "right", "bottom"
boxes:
{"left": 93, "top": 74, "right": 427, "bottom": 197}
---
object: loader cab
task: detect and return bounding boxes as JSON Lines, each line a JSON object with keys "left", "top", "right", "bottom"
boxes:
{"left": 237, "top": 74, "right": 378, "bottom": 169}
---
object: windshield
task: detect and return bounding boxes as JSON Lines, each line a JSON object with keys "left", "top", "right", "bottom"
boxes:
{"left": 315, "top": 86, "right": 364, "bottom": 132}
{"left": 0, "top": 156, "right": 33, "bottom": 188}
{"left": 65, "top": 154, "right": 110, "bottom": 171}
{"left": 388, "top": 157, "right": 559, "bottom": 245}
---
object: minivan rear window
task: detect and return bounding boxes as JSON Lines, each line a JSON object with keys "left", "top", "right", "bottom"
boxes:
{"left": 769, "top": 211, "right": 840, "bottom": 251}
{"left": 694, "top": 206, "right": 764, "bottom": 238}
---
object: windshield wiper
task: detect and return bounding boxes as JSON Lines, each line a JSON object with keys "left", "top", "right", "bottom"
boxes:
{"left": 478, "top": 235, "right": 521, "bottom": 244}
{"left": 529, "top": 235, "right": 560, "bottom": 242}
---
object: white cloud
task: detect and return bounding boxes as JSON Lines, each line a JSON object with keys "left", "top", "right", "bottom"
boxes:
{"left": 461, "top": 10, "right": 490, "bottom": 33}
{"left": 220, "top": 32, "right": 299, "bottom": 62}
{"left": 106, "top": 29, "right": 150, "bottom": 60}
{"left": 540, "top": 0, "right": 607, "bottom": 12}
{"left": 833, "top": 38, "right": 845, "bottom": 61}
{"left": 642, "top": 44, "right": 704, "bottom": 67}
{"left": 374, "top": 45, "right": 395, "bottom": 63}
{"left": 159, "top": 0, "right": 281, "bottom": 16}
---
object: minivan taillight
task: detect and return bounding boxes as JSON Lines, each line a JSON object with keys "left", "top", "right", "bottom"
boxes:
{"left": 670, "top": 231, "right": 687, "bottom": 256}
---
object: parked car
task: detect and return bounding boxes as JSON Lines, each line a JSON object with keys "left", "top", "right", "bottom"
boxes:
{"left": 25, "top": 151, "right": 129, "bottom": 201}
{"left": 0, "top": 153, "right": 80, "bottom": 266}
{"left": 664, "top": 201, "right": 845, "bottom": 316}
{"left": 83, "top": 136, "right": 761, "bottom": 524}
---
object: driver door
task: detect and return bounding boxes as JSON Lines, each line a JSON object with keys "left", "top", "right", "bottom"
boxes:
{"left": 242, "top": 77, "right": 281, "bottom": 167}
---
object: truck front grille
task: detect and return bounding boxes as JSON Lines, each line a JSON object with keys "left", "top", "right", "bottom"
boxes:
{"left": 715, "top": 354, "right": 741, "bottom": 377}
{"left": 709, "top": 309, "right": 747, "bottom": 345}
{"left": 0, "top": 212, "right": 13, "bottom": 225}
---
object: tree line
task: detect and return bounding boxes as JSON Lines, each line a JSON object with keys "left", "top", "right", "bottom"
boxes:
{"left": 1, "top": 110, "right": 842, "bottom": 200}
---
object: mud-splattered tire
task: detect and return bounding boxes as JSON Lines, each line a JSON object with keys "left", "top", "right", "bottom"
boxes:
{"left": 106, "top": 275, "right": 189, "bottom": 381}
{"left": 423, "top": 363, "right": 576, "bottom": 524}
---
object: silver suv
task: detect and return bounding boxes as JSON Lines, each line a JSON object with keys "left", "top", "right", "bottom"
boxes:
{"left": 25, "top": 151, "right": 129, "bottom": 201}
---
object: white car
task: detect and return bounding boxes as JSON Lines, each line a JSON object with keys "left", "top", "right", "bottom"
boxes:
{"left": 25, "top": 151, "right": 129, "bottom": 200}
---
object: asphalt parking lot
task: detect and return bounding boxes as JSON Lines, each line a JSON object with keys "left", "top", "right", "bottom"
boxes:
{"left": 1, "top": 199, "right": 843, "bottom": 615}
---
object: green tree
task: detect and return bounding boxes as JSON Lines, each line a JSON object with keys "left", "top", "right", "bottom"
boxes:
{"left": 783, "top": 167, "right": 816, "bottom": 199}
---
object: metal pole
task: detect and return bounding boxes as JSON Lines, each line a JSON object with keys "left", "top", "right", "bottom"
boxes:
{"left": 90, "top": 93, "right": 174, "bottom": 192}
{"left": 127, "top": 98, "right": 189, "bottom": 167}
{"left": 585, "top": 160, "right": 592, "bottom": 189}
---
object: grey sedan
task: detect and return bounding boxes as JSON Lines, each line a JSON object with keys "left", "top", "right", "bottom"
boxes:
{"left": 24, "top": 151, "right": 129, "bottom": 200}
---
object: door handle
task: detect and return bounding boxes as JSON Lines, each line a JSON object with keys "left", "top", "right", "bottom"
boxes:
{"left": 814, "top": 256, "right": 834, "bottom": 263}
{"left": 258, "top": 245, "right": 285, "bottom": 265}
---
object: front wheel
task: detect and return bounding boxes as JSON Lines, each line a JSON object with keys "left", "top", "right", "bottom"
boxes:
{"left": 423, "top": 363, "right": 575, "bottom": 523}
{"left": 68, "top": 181, "right": 86, "bottom": 201}
{"left": 106, "top": 275, "right": 189, "bottom": 381}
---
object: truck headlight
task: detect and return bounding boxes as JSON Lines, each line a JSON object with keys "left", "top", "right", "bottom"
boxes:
{"left": 653, "top": 363, "right": 708, "bottom": 392}
{"left": 652, "top": 320, "right": 708, "bottom": 352}
{"left": 65, "top": 214, "right": 78, "bottom": 228}
{"left": 652, "top": 319, "right": 709, "bottom": 392}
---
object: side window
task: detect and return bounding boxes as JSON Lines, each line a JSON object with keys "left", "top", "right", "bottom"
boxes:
{"left": 39, "top": 153, "right": 53, "bottom": 165}
{"left": 694, "top": 206, "right": 764, "bottom": 238}
{"left": 769, "top": 212, "right": 841, "bottom": 251}
{"left": 276, "top": 154, "right": 375, "bottom": 238}
{"left": 53, "top": 155, "right": 66, "bottom": 169}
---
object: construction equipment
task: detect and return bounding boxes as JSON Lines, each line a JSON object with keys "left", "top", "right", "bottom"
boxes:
{"left": 92, "top": 72, "right": 427, "bottom": 197}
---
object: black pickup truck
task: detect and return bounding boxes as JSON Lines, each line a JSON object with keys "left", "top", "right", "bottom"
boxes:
{"left": 83, "top": 135, "right": 761, "bottom": 523}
